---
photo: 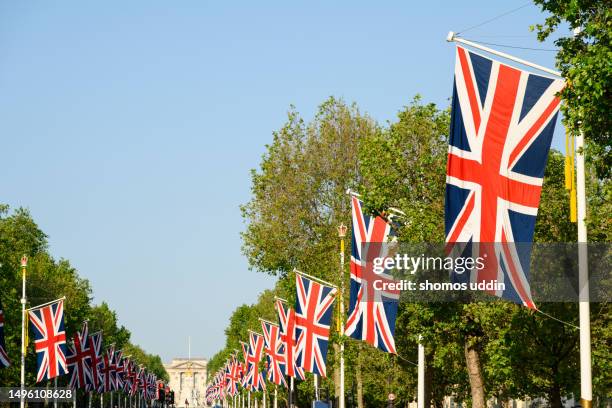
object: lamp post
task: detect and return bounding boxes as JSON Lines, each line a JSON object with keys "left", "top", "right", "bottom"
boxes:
{"left": 20, "top": 255, "right": 27, "bottom": 408}
{"left": 337, "top": 224, "right": 347, "bottom": 408}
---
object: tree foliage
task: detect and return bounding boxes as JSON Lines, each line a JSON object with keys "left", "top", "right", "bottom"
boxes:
{"left": 532, "top": 0, "right": 611, "bottom": 178}
{"left": 0, "top": 205, "right": 168, "bottom": 386}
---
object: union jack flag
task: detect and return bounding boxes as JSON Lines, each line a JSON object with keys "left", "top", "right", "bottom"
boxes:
{"left": 85, "top": 331, "right": 103, "bottom": 391}
{"left": 132, "top": 366, "right": 144, "bottom": 397}
{"left": 239, "top": 341, "right": 250, "bottom": 388}
{"left": 66, "top": 322, "right": 92, "bottom": 389}
{"left": 146, "top": 372, "right": 157, "bottom": 400}
{"left": 344, "top": 196, "right": 400, "bottom": 353}
{"left": 294, "top": 273, "right": 337, "bottom": 377}
{"left": 122, "top": 358, "right": 136, "bottom": 393}
{"left": 114, "top": 350, "right": 125, "bottom": 390}
{"left": 445, "top": 46, "right": 564, "bottom": 309}
{"left": 225, "top": 355, "right": 240, "bottom": 396}
{"left": 275, "top": 299, "right": 304, "bottom": 380}
{"left": 98, "top": 345, "right": 117, "bottom": 392}
{"left": 28, "top": 299, "right": 68, "bottom": 382}
{"left": 0, "top": 298, "right": 10, "bottom": 368}
{"left": 243, "top": 332, "right": 266, "bottom": 391}
{"left": 261, "top": 319, "right": 287, "bottom": 387}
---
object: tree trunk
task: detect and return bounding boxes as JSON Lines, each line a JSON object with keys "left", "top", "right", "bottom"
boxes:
{"left": 356, "top": 345, "right": 364, "bottom": 408}
{"left": 549, "top": 383, "right": 562, "bottom": 408}
{"left": 464, "top": 341, "right": 485, "bottom": 408}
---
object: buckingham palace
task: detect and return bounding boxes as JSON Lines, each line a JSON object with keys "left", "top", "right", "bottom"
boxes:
{"left": 165, "top": 358, "right": 208, "bottom": 407}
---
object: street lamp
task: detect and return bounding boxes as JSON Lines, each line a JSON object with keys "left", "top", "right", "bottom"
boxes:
{"left": 337, "top": 224, "right": 347, "bottom": 408}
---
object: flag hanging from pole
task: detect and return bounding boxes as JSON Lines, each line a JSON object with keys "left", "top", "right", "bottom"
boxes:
{"left": 275, "top": 299, "right": 304, "bottom": 380}
{"left": 0, "top": 298, "right": 10, "bottom": 368}
{"left": 225, "top": 355, "right": 240, "bottom": 396}
{"left": 294, "top": 273, "right": 337, "bottom": 377}
{"left": 85, "top": 331, "right": 103, "bottom": 391}
{"left": 98, "top": 345, "right": 118, "bottom": 392}
{"left": 28, "top": 299, "right": 68, "bottom": 382}
{"left": 261, "top": 319, "right": 287, "bottom": 387}
{"left": 244, "top": 332, "right": 266, "bottom": 391}
{"left": 344, "top": 196, "right": 400, "bottom": 353}
{"left": 66, "top": 321, "right": 92, "bottom": 389}
{"left": 445, "top": 45, "right": 564, "bottom": 309}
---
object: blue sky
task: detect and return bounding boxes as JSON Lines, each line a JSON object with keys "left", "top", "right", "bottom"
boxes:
{"left": 0, "top": 1, "right": 568, "bottom": 362}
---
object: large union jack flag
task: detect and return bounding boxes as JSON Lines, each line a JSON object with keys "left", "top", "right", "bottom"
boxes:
{"left": 0, "top": 298, "right": 10, "bottom": 368}
{"left": 28, "top": 299, "right": 68, "bottom": 382}
{"left": 66, "top": 321, "right": 92, "bottom": 389}
{"left": 275, "top": 299, "right": 304, "bottom": 380}
{"left": 344, "top": 196, "right": 400, "bottom": 353}
{"left": 445, "top": 46, "right": 564, "bottom": 309}
{"left": 294, "top": 273, "right": 337, "bottom": 377}
{"left": 261, "top": 319, "right": 287, "bottom": 387}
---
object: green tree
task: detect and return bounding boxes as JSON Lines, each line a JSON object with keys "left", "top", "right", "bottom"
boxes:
{"left": 532, "top": 0, "right": 611, "bottom": 178}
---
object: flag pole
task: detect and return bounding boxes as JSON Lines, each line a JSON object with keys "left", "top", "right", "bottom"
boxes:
{"left": 293, "top": 269, "right": 337, "bottom": 289}
{"left": 576, "top": 130, "right": 592, "bottom": 408}
{"left": 337, "top": 225, "right": 346, "bottom": 408}
{"left": 20, "top": 255, "right": 27, "bottom": 408}
{"left": 417, "top": 336, "right": 425, "bottom": 408}
{"left": 446, "top": 32, "right": 561, "bottom": 77}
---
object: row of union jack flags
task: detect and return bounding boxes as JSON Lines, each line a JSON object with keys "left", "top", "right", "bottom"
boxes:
{"left": 205, "top": 272, "right": 338, "bottom": 403}
{"left": 208, "top": 51, "right": 563, "bottom": 392}
{"left": 1, "top": 297, "right": 170, "bottom": 400}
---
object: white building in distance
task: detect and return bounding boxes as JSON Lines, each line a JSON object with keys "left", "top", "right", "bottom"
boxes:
{"left": 165, "top": 358, "right": 208, "bottom": 407}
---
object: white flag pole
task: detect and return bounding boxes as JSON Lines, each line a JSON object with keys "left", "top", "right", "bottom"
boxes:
{"left": 577, "top": 131, "right": 592, "bottom": 408}
{"left": 337, "top": 225, "right": 347, "bottom": 408}
{"left": 417, "top": 336, "right": 425, "bottom": 408}
{"left": 20, "top": 255, "right": 27, "bottom": 408}
{"left": 446, "top": 32, "right": 561, "bottom": 77}
{"left": 571, "top": 26, "right": 592, "bottom": 408}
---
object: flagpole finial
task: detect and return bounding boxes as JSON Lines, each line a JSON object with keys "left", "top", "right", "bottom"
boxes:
{"left": 20, "top": 255, "right": 28, "bottom": 268}
{"left": 447, "top": 31, "right": 455, "bottom": 42}
{"left": 337, "top": 224, "right": 347, "bottom": 238}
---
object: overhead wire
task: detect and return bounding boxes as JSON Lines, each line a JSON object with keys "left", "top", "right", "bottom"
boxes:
{"left": 456, "top": 1, "right": 533, "bottom": 35}
{"left": 454, "top": 2, "right": 558, "bottom": 52}
{"left": 457, "top": 38, "right": 559, "bottom": 52}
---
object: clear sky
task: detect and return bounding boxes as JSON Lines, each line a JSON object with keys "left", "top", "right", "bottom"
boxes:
{"left": 0, "top": 1, "right": 568, "bottom": 362}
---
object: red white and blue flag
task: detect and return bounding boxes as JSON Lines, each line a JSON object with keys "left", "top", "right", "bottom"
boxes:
{"left": 225, "top": 355, "right": 240, "bottom": 396}
{"left": 66, "top": 322, "right": 92, "bottom": 389}
{"left": 85, "top": 331, "right": 103, "bottom": 391}
{"left": 344, "top": 196, "right": 400, "bottom": 354}
{"left": 445, "top": 46, "right": 564, "bottom": 309}
{"left": 239, "top": 341, "right": 250, "bottom": 388}
{"left": 114, "top": 350, "right": 125, "bottom": 390}
{"left": 98, "top": 345, "right": 118, "bottom": 392}
{"left": 0, "top": 298, "right": 10, "bottom": 368}
{"left": 294, "top": 273, "right": 337, "bottom": 377}
{"left": 244, "top": 332, "right": 266, "bottom": 392}
{"left": 28, "top": 299, "right": 68, "bottom": 382}
{"left": 261, "top": 319, "right": 287, "bottom": 387}
{"left": 122, "top": 358, "right": 136, "bottom": 393}
{"left": 275, "top": 299, "right": 304, "bottom": 380}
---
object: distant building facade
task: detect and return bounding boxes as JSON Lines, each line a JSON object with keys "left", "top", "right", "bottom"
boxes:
{"left": 164, "top": 358, "right": 208, "bottom": 407}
